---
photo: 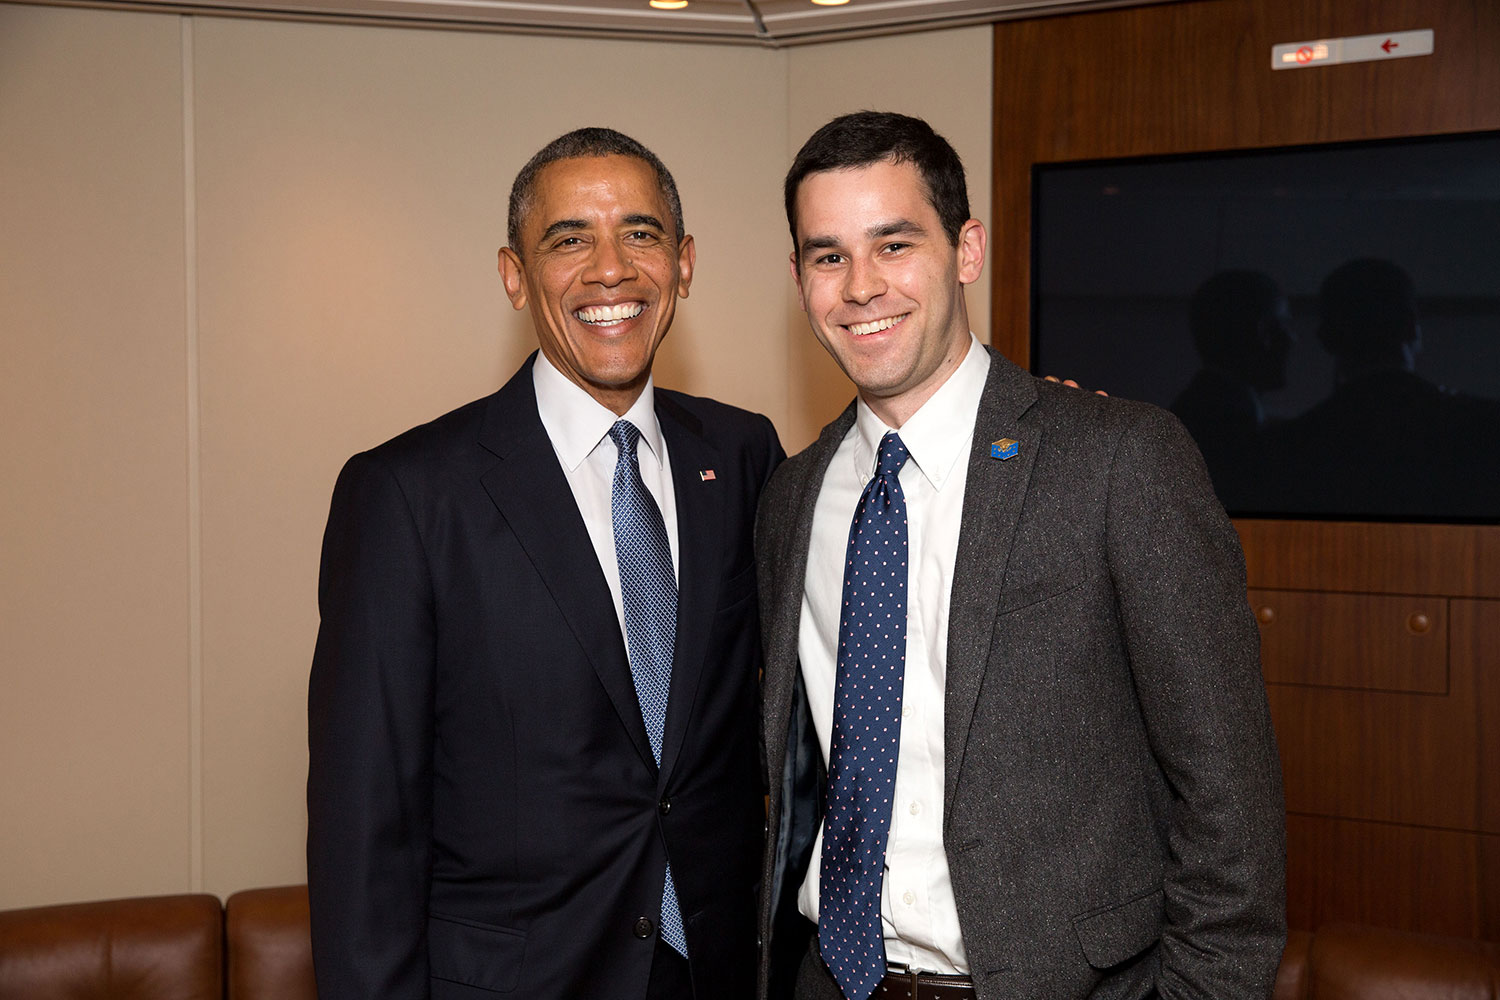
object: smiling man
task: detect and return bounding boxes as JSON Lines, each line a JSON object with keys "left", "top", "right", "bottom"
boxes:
{"left": 308, "top": 128, "right": 782, "bottom": 1000}
{"left": 755, "top": 112, "right": 1285, "bottom": 1000}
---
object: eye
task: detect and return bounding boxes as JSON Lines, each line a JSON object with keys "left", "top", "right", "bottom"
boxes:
{"left": 813, "top": 252, "right": 846, "bottom": 266}
{"left": 881, "top": 242, "right": 911, "bottom": 255}
{"left": 625, "top": 230, "right": 661, "bottom": 244}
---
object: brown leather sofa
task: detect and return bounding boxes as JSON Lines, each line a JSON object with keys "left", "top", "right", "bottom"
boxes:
{"left": 4, "top": 887, "right": 1498, "bottom": 1000}
{"left": 0, "top": 886, "right": 314, "bottom": 1000}
{"left": 1274, "top": 924, "right": 1500, "bottom": 1000}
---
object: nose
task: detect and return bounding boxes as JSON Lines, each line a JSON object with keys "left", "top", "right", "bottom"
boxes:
{"left": 843, "top": 255, "right": 885, "bottom": 304}
{"left": 583, "top": 236, "right": 638, "bottom": 287}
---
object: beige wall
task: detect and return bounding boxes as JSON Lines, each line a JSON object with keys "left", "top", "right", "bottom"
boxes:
{"left": 1, "top": 5, "right": 194, "bottom": 907}
{"left": 0, "top": 2, "right": 992, "bottom": 908}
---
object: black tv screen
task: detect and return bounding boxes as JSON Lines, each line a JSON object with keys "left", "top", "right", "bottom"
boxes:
{"left": 1031, "top": 131, "right": 1500, "bottom": 523}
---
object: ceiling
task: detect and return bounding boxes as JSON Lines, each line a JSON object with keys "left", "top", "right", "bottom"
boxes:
{"left": 26, "top": 0, "right": 1174, "bottom": 46}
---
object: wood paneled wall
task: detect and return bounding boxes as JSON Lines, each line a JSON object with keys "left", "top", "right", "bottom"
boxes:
{"left": 993, "top": 0, "right": 1500, "bottom": 941}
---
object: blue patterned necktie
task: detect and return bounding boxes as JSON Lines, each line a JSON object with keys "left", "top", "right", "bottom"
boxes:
{"left": 608, "top": 419, "right": 688, "bottom": 958}
{"left": 818, "top": 431, "right": 910, "bottom": 1000}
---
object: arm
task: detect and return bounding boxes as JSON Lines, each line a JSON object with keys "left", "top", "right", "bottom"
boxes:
{"left": 307, "top": 450, "right": 435, "bottom": 999}
{"left": 1103, "top": 407, "right": 1286, "bottom": 1000}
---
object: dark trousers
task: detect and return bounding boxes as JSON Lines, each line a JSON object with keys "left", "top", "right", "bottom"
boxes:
{"left": 646, "top": 936, "right": 694, "bottom": 1000}
{"left": 793, "top": 935, "right": 846, "bottom": 1000}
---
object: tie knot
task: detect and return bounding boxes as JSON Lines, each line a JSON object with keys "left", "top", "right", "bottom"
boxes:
{"left": 875, "top": 431, "right": 909, "bottom": 479}
{"left": 609, "top": 419, "right": 642, "bottom": 457}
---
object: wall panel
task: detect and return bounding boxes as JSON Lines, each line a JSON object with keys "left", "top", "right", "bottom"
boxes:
{"left": 0, "top": 4, "right": 193, "bottom": 908}
{"left": 993, "top": 0, "right": 1500, "bottom": 940}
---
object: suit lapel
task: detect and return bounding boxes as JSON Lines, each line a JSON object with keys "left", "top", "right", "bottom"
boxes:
{"left": 943, "top": 349, "right": 1041, "bottom": 810}
{"left": 762, "top": 403, "right": 852, "bottom": 928}
{"left": 655, "top": 395, "right": 722, "bottom": 787}
{"left": 764, "top": 404, "right": 855, "bottom": 755}
{"left": 477, "top": 358, "right": 656, "bottom": 771}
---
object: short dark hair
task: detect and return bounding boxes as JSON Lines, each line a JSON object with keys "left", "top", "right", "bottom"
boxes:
{"left": 1189, "top": 270, "right": 1282, "bottom": 365}
{"left": 784, "top": 111, "right": 970, "bottom": 249}
{"left": 1318, "top": 257, "right": 1418, "bottom": 364}
{"left": 506, "top": 127, "right": 684, "bottom": 254}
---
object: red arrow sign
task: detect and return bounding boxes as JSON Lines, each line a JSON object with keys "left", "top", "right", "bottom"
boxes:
{"left": 1382, "top": 38, "right": 1398, "bottom": 53}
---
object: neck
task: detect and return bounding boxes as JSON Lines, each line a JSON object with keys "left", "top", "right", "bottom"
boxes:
{"left": 861, "top": 334, "right": 970, "bottom": 429}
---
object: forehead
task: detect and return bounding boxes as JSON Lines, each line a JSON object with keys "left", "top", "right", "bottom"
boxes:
{"left": 793, "top": 159, "right": 936, "bottom": 239}
{"left": 525, "top": 154, "right": 670, "bottom": 231}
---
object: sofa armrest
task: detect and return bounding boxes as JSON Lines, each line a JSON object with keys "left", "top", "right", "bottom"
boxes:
{"left": 224, "top": 885, "right": 315, "bottom": 1000}
{"left": 0, "top": 894, "right": 223, "bottom": 1000}
{"left": 1272, "top": 929, "right": 1312, "bottom": 1000}
{"left": 1309, "top": 923, "right": 1500, "bottom": 1000}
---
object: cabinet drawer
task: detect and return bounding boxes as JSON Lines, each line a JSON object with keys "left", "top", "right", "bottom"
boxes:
{"left": 1250, "top": 589, "right": 1447, "bottom": 693}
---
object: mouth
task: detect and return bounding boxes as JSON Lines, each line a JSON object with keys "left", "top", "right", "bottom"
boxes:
{"left": 575, "top": 302, "right": 646, "bottom": 326}
{"left": 844, "top": 313, "right": 909, "bottom": 337}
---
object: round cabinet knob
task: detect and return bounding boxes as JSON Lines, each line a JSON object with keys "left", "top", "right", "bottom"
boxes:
{"left": 633, "top": 916, "right": 655, "bottom": 939}
{"left": 1407, "top": 612, "right": 1431, "bottom": 635}
{"left": 1256, "top": 605, "right": 1275, "bottom": 625}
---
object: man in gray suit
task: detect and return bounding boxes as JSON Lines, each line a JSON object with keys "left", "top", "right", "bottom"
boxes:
{"left": 755, "top": 111, "right": 1285, "bottom": 1000}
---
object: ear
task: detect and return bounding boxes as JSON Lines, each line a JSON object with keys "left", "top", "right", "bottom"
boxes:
{"left": 676, "top": 234, "right": 697, "bottom": 299}
{"left": 956, "top": 219, "right": 987, "bottom": 286}
{"left": 498, "top": 247, "right": 528, "bottom": 311}
{"left": 789, "top": 251, "right": 807, "bottom": 313}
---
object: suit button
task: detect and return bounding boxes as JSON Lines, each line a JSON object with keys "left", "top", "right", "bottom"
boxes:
{"left": 634, "top": 916, "right": 654, "bottom": 938}
{"left": 658, "top": 797, "right": 672, "bottom": 815}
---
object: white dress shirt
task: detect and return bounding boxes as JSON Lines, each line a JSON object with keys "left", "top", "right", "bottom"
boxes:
{"left": 797, "top": 335, "right": 990, "bottom": 974}
{"left": 532, "top": 352, "right": 680, "bottom": 637}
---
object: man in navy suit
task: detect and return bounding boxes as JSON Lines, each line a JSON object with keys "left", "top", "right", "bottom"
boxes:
{"left": 308, "top": 127, "right": 782, "bottom": 1000}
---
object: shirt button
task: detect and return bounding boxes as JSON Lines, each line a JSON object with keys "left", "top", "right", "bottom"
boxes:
{"left": 908, "top": 801, "right": 921, "bottom": 815}
{"left": 633, "top": 917, "right": 654, "bottom": 938}
{"left": 902, "top": 891, "right": 916, "bottom": 906}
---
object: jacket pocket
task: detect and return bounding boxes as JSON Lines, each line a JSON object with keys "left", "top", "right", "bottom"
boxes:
{"left": 428, "top": 913, "right": 527, "bottom": 993}
{"left": 1071, "top": 885, "right": 1163, "bottom": 970}
{"left": 994, "top": 565, "right": 1089, "bottom": 616}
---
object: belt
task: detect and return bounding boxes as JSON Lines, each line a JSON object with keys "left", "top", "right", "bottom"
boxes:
{"left": 871, "top": 966, "right": 976, "bottom": 999}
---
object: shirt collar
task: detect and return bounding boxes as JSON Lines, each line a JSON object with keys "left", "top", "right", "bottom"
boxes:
{"left": 851, "top": 334, "right": 990, "bottom": 491}
{"left": 532, "top": 351, "right": 665, "bottom": 471}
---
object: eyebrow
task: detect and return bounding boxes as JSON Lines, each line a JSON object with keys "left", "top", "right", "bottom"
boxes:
{"left": 538, "top": 219, "right": 587, "bottom": 243}
{"left": 537, "top": 214, "right": 668, "bottom": 245}
{"left": 622, "top": 214, "right": 667, "bottom": 232}
{"left": 870, "top": 218, "right": 927, "bottom": 240}
{"left": 798, "top": 218, "right": 928, "bottom": 261}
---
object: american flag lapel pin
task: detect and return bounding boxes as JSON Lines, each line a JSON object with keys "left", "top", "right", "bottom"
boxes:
{"left": 699, "top": 469, "right": 717, "bottom": 481}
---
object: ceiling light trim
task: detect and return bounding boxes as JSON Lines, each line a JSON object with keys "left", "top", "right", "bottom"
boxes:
{"left": 2, "top": 0, "right": 1182, "bottom": 45}
{"left": 368, "top": 0, "right": 753, "bottom": 21}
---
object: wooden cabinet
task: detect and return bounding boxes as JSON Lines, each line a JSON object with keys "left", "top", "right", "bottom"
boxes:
{"left": 1259, "top": 588, "right": 1500, "bottom": 939}
{"left": 993, "top": 0, "right": 1500, "bottom": 941}
{"left": 1240, "top": 541, "right": 1500, "bottom": 938}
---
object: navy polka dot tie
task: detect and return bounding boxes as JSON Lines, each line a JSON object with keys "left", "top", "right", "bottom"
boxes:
{"left": 609, "top": 419, "right": 688, "bottom": 958}
{"left": 818, "top": 431, "right": 910, "bottom": 1000}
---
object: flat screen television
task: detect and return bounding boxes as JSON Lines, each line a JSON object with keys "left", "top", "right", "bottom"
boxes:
{"left": 1030, "top": 130, "right": 1500, "bottom": 523}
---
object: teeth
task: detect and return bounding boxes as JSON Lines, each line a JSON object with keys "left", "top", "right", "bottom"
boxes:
{"left": 575, "top": 303, "right": 645, "bottom": 324}
{"left": 847, "top": 314, "right": 907, "bottom": 336}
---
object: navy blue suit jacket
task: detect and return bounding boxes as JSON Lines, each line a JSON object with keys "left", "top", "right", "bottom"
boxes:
{"left": 308, "top": 355, "right": 783, "bottom": 999}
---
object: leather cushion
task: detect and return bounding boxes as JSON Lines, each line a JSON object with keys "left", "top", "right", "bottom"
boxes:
{"left": 0, "top": 893, "right": 222, "bottom": 1000}
{"left": 225, "top": 885, "right": 315, "bottom": 1000}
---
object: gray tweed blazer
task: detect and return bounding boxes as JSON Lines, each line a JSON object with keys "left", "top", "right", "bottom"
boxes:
{"left": 754, "top": 348, "right": 1285, "bottom": 1000}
